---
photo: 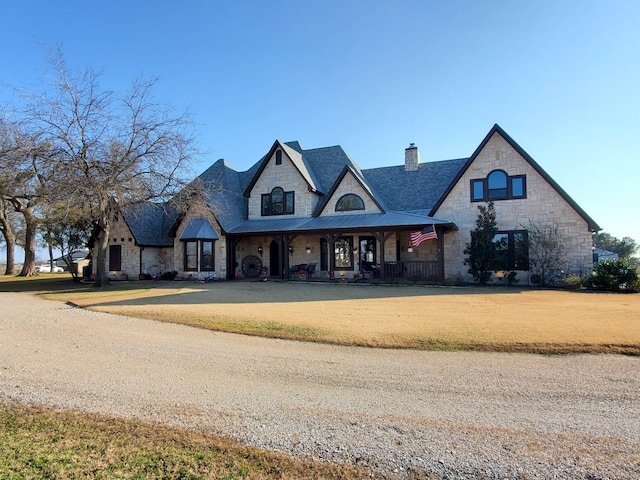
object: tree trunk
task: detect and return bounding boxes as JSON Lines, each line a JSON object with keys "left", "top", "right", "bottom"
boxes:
{"left": 48, "top": 242, "right": 54, "bottom": 271}
{"left": 93, "top": 218, "right": 110, "bottom": 287}
{"left": 0, "top": 203, "right": 16, "bottom": 275}
{"left": 0, "top": 223, "right": 16, "bottom": 276}
{"left": 3, "top": 235, "right": 16, "bottom": 275}
{"left": 18, "top": 207, "right": 38, "bottom": 277}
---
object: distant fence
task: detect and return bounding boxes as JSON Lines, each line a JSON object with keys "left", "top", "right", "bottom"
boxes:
{"left": 384, "top": 261, "right": 440, "bottom": 281}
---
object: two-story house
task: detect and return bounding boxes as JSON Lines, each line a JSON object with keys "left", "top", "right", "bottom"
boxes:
{"left": 104, "top": 124, "right": 599, "bottom": 284}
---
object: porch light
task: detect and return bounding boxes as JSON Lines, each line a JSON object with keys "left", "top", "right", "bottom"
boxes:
{"left": 407, "top": 246, "right": 413, "bottom": 253}
{"left": 258, "top": 246, "right": 263, "bottom": 255}
{"left": 289, "top": 245, "right": 294, "bottom": 254}
{"left": 306, "top": 246, "right": 311, "bottom": 254}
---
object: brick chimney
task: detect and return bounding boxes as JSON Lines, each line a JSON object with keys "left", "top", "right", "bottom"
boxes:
{"left": 405, "top": 143, "right": 420, "bottom": 171}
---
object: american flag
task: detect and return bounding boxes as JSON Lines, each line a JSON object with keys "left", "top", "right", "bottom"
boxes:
{"left": 410, "top": 225, "right": 437, "bottom": 248}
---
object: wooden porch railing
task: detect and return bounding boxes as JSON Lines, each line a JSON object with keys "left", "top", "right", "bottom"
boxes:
{"left": 383, "top": 261, "right": 441, "bottom": 282}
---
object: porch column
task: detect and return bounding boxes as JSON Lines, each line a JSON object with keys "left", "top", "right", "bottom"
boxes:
{"left": 227, "top": 236, "right": 241, "bottom": 280}
{"left": 437, "top": 227, "right": 445, "bottom": 283}
{"left": 371, "top": 231, "right": 394, "bottom": 281}
{"left": 284, "top": 234, "right": 297, "bottom": 279}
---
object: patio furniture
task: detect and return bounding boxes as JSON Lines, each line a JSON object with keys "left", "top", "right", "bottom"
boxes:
{"left": 306, "top": 262, "right": 317, "bottom": 279}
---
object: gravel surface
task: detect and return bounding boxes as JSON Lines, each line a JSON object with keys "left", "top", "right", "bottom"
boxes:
{"left": 1, "top": 291, "right": 639, "bottom": 479}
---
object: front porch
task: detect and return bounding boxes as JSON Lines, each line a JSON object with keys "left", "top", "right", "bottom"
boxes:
{"left": 286, "top": 260, "right": 441, "bottom": 284}
{"left": 228, "top": 228, "right": 448, "bottom": 284}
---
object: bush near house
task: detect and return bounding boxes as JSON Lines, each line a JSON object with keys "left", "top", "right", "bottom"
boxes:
{"left": 587, "top": 259, "right": 639, "bottom": 293}
{"left": 561, "top": 274, "right": 583, "bottom": 290}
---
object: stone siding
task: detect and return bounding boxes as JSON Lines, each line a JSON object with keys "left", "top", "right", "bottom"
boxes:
{"left": 435, "top": 133, "right": 594, "bottom": 283}
{"left": 105, "top": 219, "right": 138, "bottom": 279}
{"left": 247, "top": 149, "right": 318, "bottom": 218}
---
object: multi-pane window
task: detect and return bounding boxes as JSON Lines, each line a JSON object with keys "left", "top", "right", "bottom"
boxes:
{"left": 492, "top": 230, "right": 529, "bottom": 270}
{"left": 335, "top": 194, "right": 365, "bottom": 211}
{"left": 184, "top": 241, "right": 198, "bottom": 271}
{"left": 261, "top": 187, "right": 294, "bottom": 216}
{"left": 184, "top": 240, "right": 215, "bottom": 271}
{"left": 334, "top": 237, "right": 353, "bottom": 269}
{"left": 201, "top": 241, "right": 214, "bottom": 271}
{"left": 471, "top": 170, "right": 526, "bottom": 202}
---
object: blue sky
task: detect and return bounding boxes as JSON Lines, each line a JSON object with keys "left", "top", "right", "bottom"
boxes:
{"left": 1, "top": 0, "right": 639, "bottom": 260}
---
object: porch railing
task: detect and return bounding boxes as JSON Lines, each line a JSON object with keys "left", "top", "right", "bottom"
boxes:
{"left": 383, "top": 261, "right": 440, "bottom": 281}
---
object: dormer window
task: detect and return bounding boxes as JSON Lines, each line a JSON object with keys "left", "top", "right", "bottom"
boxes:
{"left": 471, "top": 170, "right": 526, "bottom": 202}
{"left": 261, "top": 187, "right": 294, "bottom": 216}
{"left": 335, "top": 194, "right": 365, "bottom": 212}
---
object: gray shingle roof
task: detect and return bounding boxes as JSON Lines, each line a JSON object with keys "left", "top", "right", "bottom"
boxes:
{"left": 122, "top": 202, "right": 177, "bottom": 247}
{"left": 362, "top": 158, "right": 469, "bottom": 213}
{"left": 210, "top": 143, "right": 467, "bottom": 233}
{"left": 125, "top": 142, "right": 468, "bottom": 243}
{"left": 296, "top": 144, "right": 363, "bottom": 194}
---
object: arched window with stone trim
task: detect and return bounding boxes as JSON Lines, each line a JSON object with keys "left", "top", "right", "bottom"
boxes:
{"left": 335, "top": 193, "right": 365, "bottom": 212}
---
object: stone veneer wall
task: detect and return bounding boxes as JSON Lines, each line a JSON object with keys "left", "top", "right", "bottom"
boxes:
{"left": 248, "top": 149, "right": 318, "bottom": 218}
{"left": 434, "top": 133, "right": 594, "bottom": 283}
{"left": 104, "top": 219, "right": 138, "bottom": 279}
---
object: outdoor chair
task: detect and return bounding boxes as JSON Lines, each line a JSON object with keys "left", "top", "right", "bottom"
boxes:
{"left": 306, "top": 262, "right": 317, "bottom": 279}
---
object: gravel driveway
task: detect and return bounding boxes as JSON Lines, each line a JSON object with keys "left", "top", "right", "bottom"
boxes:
{"left": 1, "top": 291, "right": 639, "bottom": 479}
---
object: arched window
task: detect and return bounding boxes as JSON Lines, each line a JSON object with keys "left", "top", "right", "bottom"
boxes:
{"left": 335, "top": 194, "right": 365, "bottom": 212}
{"left": 261, "top": 187, "right": 294, "bottom": 216}
{"left": 470, "top": 170, "right": 526, "bottom": 202}
{"left": 488, "top": 170, "right": 508, "bottom": 199}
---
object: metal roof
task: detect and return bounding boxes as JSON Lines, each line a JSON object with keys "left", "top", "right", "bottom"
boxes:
{"left": 179, "top": 218, "right": 220, "bottom": 240}
{"left": 226, "top": 211, "right": 454, "bottom": 235}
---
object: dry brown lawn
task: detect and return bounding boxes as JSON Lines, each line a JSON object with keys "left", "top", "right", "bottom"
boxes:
{"left": 33, "top": 279, "right": 640, "bottom": 355}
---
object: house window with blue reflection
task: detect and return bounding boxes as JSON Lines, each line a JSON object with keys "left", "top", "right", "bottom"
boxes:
{"left": 471, "top": 170, "right": 526, "bottom": 202}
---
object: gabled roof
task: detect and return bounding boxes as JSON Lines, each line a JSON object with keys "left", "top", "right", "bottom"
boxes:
{"left": 122, "top": 202, "right": 177, "bottom": 247}
{"left": 313, "top": 165, "right": 385, "bottom": 216}
{"left": 243, "top": 140, "right": 322, "bottom": 197}
{"left": 429, "top": 124, "right": 600, "bottom": 231}
{"left": 158, "top": 123, "right": 597, "bottom": 238}
{"left": 293, "top": 144, "right": 363, "bottom": 193}
{"left": 202, "top": 141, "right": 468, "bottom": 233}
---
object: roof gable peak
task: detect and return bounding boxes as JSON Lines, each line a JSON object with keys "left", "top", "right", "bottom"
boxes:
{"left": 313, "top": 165, "right": 385, "bottom": 217}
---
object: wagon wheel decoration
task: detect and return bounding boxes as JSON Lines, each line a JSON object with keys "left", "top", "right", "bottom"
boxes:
{"left": 241, "top": 255, "right": 263, "bottom": 277}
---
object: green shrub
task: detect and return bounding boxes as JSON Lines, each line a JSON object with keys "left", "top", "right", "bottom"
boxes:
{"left": 588, "top": 259, "right": 639, "bottom": 293}
{"left": 506, "top": 271, "right": 519, "bottom": 285}
{"left": 561, "top": 274, "right": 583, "bottom": 290}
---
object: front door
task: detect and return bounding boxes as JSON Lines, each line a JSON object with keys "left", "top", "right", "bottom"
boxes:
{"left": 269, "top": 240, "right": 280, "bottom": 278}
{"left": 358, "top": 236, "right": 376, "bottom": 272}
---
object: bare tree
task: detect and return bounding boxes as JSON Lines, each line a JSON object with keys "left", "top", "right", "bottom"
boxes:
{"left": 0, "top": 116, "right": 51, "bottom": 276}
{"left": 525, "top": 220, "right": 566, "bottom": 286}
{"left": 26, "top": 50, "right": 196, "bottom": 286}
